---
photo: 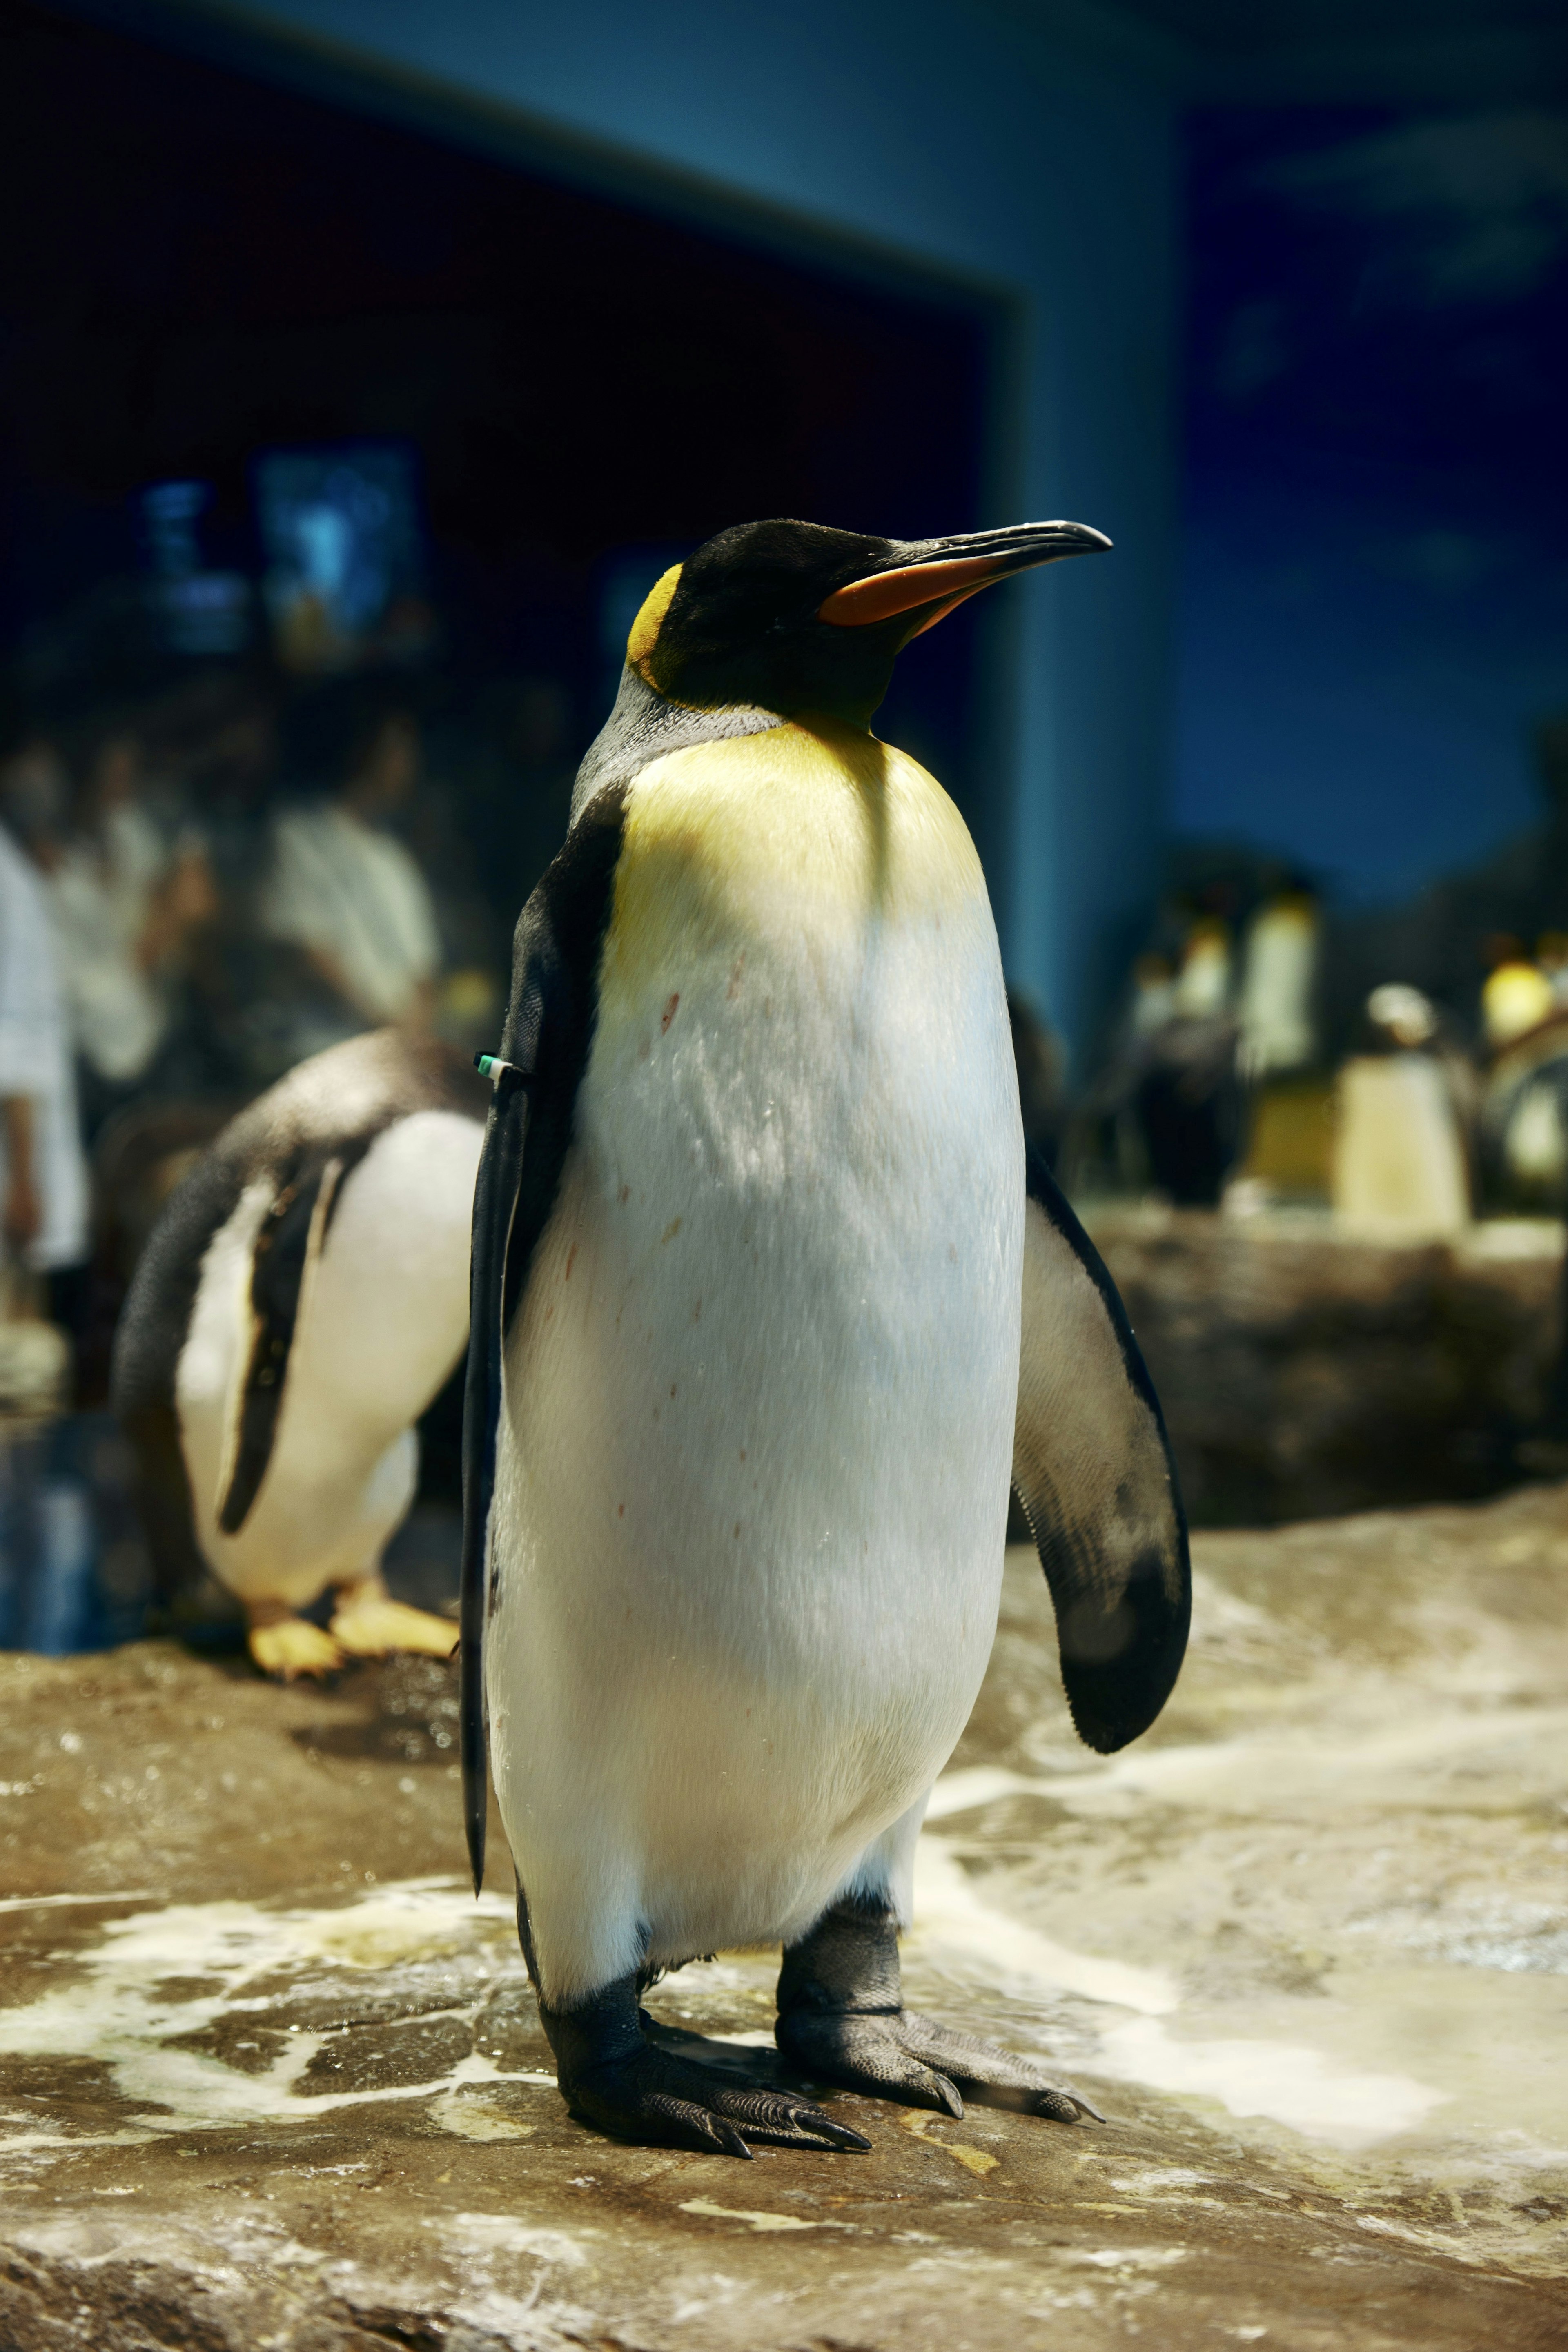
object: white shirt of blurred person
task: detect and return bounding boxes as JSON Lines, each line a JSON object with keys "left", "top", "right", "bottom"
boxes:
{"left": 0, "top": 811, "right": 88, "bottom": 1278}
{"left": 263, "top": 711, "right": 439, "bottom": 1035}
{"left": 46, "top": 731, "right": 217, "bottom": 1088}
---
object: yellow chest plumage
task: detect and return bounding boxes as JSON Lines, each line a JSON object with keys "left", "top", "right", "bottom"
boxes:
{"left": 598, "top": 719, "right": 987, "bottom": 1022}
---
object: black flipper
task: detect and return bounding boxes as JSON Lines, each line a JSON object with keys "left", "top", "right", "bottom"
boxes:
{"left": 460, "top": 783, "right": 632, "bottom": 1895}
{"left": 1012, "top": 1147, "right": 1190, "bottom": 1753}
{"left": 217, "top": 1142, "right": 369, "bottom": 1536}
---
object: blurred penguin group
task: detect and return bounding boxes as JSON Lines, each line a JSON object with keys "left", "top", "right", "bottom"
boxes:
{"left": 1072, "top": 850, "right": 1568, "bottom": 1237}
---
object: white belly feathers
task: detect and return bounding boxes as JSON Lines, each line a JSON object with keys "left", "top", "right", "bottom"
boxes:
{"left": 487, "top": 722, "right": 1023, "bottom": 2002}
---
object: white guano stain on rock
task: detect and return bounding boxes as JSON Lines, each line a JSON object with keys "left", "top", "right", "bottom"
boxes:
{"left": 913, "top": 1811, "right": 1445, "bottom": 2149}
{"left": 678, "top": 2199, "right": 826, "bottom": 2232}
{"left": 913, "top": 1825, "right": 1179, "bottom": 2014}
{"left": 0, "top": 1878, "right": 554, "bottom": 2154}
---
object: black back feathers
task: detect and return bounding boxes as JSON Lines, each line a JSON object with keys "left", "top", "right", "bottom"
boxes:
{"left": 459, "top": 782, "right": 632, "bottom": 1894}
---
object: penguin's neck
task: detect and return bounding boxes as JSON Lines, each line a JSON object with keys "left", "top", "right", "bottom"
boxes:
{"left": 569, "top": 667, "right": 784, "bottom": 828}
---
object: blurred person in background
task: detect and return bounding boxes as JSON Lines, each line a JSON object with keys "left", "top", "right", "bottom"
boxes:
{"left": 262, "top": 688, "right": 441, "bottom": 1059}
{"left": 47, "top": 717, "right": 218, "bottom": 1136}
{"left": 402, "top": 697, "right": 513, "bottom": 1054}
{"left": 0, "top": 735, "right": 88, "bottom": 1332}
{"left": 169, "top": 682, "right": 298, "bottom": 1091}
{"left": 499, "top": 676, "right": 577, "bottom": 893}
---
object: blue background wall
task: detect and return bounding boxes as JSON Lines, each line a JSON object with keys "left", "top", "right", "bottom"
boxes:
{"left": 1175, "top": 104, "right": 1568, "bottom": 910}
{"left": 148, "top": 0, "right": 1185, "bottom": 1056}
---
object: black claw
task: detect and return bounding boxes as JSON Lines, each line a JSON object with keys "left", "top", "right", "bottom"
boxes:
{"left": 1034, "top": 2088, "right": 1104, "bottom": 2125}
{"left": 814, "top": 2117, "right": 873, "bottom": 2151}
{"left": 762, "top": 2109, "right": 873, "bottom": 2153}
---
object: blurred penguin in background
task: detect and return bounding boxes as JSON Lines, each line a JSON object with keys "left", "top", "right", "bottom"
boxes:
{"left": 1477, "top": 940, "right": 1568, "bottom": 1214}
{"left": 1480, "top": 934, "right": 1555, "bottom": 1056}
{"left": 261, "top": 691, "right": 442, "bottom": 1064}
{"left": 1537, "top": 931, "right": 1568, "bottom": 1008}
{"left": 1133, "top": 917, "right": 1244, "bottom": 1207}
{"left": 1332, "top": 984, "right": 1472, "bottom": 1236}
{"left": 1238, "top": 884, "right": 1319, "bottom": 1084}
{"left": 113, "top": 1030, "right": 485, "bottom": 1676}
{"left": 1128, "top": 951, "right": 1176, "bottom": 1038}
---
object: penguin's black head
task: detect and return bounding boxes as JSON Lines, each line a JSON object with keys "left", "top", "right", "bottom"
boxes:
{"left": 626, "top": 516, "right": 1110, "bottom": 726}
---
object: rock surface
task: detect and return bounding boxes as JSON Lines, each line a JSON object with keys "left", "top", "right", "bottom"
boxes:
{"left": 1087, "top": 1205, "right": 1567, "bottom": 1523}
{"left": 2, "top": 1486, "right": 1568, "bottom": 2347}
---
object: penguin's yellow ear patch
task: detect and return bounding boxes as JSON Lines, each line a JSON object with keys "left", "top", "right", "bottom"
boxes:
{"left": 627, "top": 564, "right": 683, "bottom": 680}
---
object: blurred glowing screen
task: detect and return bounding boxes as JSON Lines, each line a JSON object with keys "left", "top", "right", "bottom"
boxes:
{"left": 252, "top": 443, "right": 432, "bottom": 672}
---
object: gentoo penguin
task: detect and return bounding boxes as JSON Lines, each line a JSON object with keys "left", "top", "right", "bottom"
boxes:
{"left": 463, "top": 519, "right": 1191, "bottom": 2156}
{"left": 114, "top": 1029, "right": 486, "bottom": 1677}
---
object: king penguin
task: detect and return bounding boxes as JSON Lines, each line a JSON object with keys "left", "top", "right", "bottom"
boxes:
{"left": 463, "top": 518, "right": 1191, "bottom": 2156}
{"left": 114, "top": 1029, "right": 486, "bottom": 1677}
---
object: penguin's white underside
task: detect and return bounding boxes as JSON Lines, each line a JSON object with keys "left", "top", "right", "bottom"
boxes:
{"left": 177, "top": 1109, "right": 482, "bottom": 1609}
{"left": 487, "top": 721, "right": 1024, "bottom": 2004}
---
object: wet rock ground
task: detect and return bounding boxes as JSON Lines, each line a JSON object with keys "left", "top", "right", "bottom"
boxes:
{"left": 2, "top": 1485, "right": 1568, "bottom": 2348}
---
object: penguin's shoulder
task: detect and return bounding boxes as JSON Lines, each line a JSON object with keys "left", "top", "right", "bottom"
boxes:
{"left": 117, "top": 1035, "right": 481, "bottom": 1393}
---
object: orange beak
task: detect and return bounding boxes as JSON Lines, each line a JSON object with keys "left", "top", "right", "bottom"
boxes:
{"left": 817, "top": 522, "right": 1111, "bottom": 637}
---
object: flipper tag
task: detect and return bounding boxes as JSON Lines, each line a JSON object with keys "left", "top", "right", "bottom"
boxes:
{"left": 474, "top": 1052, "right": 532, "bottom": 1090}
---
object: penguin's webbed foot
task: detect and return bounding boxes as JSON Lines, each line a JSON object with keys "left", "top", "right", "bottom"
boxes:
{"left": 566, "top": 2038, "right": 872, "bottom": 2158}
{"left": 330, "top": 1582, "right": 459, "bottom": 1660}
{"left": 779, "top": 2003, "right": 1100, "bottom": 2123}
{"left": 540, "top": 1976, "right": 870, "bottom": 2158}
{"left": 246, "top": 1615, "right": 343, "bottom": 1681}
{"left": 776, "top": 1895, "right": 1100, "bottom": 2125}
